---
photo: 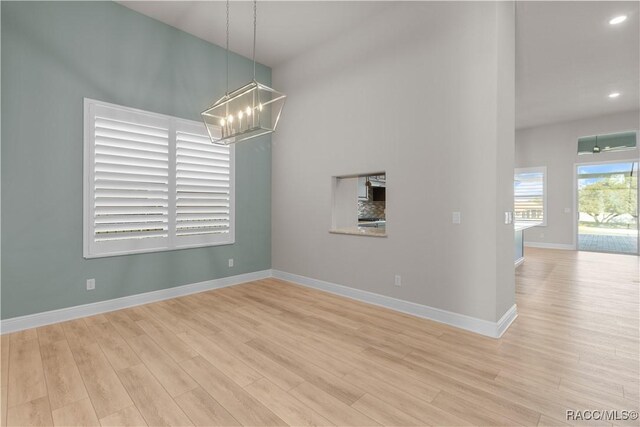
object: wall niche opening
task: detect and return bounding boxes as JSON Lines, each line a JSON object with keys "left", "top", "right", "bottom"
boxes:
{"left": 331, "top": 172, "right": 387, "bottom": 237}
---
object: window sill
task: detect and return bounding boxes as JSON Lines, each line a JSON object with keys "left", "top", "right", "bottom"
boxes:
{"left": 329, "top": 227, "right": 387, "bottom": 238}
{"left": 84, "top": 239, "right": 235, "bottom": 259}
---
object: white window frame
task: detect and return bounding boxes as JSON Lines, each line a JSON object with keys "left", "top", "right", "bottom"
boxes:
{"left": 514, "top": 166, "right": 547, "bottom": 226}
{"left": 83, "top": 98, "right": 235, "bottom": 258}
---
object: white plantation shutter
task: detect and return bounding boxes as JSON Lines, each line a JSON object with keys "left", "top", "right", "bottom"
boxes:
{"left": 514, "top": 167, "right": 546, "bottom": 225}
{"left": 84, "top": 99, "right": 234, "bottom": 258}
{"left": 175, "top": 120, "right": 233, "bottom": 247}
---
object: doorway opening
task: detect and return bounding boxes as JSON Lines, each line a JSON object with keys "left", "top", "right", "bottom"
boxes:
{"left": 576, "top": 161, "right": 639, "bottom": 254}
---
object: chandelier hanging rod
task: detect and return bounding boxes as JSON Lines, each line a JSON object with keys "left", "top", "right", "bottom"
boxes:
{"left": 225, "top": 0, "right": 229, "bottom": 94}
{"left": 253, "top": 0, "right": 257, "bottom": 81}
{"left": 202, "top": 0, "right": 286, "bottom": 145}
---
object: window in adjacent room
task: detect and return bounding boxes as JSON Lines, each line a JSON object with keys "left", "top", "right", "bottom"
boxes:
{"left": 577, "top": 131, "right": 636, "bottom": 155}
{"left": 84, "top": 98, "right": 234, "bottom": 258}
{"left": 514, "top": 166, "right": 546, "bottom": 225}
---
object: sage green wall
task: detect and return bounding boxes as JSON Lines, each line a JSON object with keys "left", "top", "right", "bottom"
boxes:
{"left": 1, "top": 1, "right": 272, "bottom": 319}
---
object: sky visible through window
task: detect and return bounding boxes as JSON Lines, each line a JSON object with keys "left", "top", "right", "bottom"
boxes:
{"left": 577, "top": 162, "right": 638, "bottom": 187}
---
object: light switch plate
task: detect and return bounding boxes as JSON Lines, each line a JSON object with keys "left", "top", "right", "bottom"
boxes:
{"left": 452, "top": 212, "right": 461, "bottom": 224}
{"left": 564, "top": 207, "right": 571, "bottom": 213}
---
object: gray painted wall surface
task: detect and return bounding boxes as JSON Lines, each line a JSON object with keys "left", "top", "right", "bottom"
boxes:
{"left": 1, "top": 1, "right": 272, "bottom": 319}
{"left": 515, "top": 111, "right": 639, "bottom": 247}
{"left": 495, "top": 1, "right": 516, "bottom": 319}
{"left": 272, "top": 2, "right": 515, "bottom": 322}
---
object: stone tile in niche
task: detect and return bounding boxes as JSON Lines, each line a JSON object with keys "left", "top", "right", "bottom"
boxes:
{"left": 358, "top": 201, "right": 385, "bottom": 219}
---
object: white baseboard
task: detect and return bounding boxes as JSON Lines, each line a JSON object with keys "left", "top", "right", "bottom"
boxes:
{"left": 0, "top": 269, "right": 272, "bottom": 334}
{"left": 524, "top": 241, "right": 575, "bottom": 250}
{"left": 1, "top": 268, "right": 518, "bottom": 338}
{"left": 272, "top": 270, "right": 517, "bottom": 338}
{"left": 496, "top": 303, "right": 518, "bottom": 338}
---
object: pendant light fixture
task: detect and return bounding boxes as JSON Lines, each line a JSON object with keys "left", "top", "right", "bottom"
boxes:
{"left": 202, "top": 0, "right": 286, "bottom": 145}
{"left": 593, "top": 135, "right": 601, "bottom": 153}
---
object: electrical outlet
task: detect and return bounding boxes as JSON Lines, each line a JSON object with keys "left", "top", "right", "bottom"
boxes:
{"left": 228, "top": 258, "right": 234, "bottom": 268}
{"left": 86, "top": 278, "right": 95, "bottom": 291}
{"left": 564, "top": 207, "right": 571, "bottom": 213}
{"left": 394, "top": 275, "right": 402, "bottom": 287}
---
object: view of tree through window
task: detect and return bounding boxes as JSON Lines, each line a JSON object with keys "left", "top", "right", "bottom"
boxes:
{"left": 577, "top": 162, "right": 638, "bottom": 254}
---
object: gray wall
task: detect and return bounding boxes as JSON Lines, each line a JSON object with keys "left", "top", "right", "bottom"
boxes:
{"left": 272, "top": 2, "right": 515, "bottom": 323}
{"left": 515, "top": 111, "right": 639, "bottom": 247}
{"left": 495, "top": 1, "right": 517, "bottom": 319}
{"left": 1, "top": 2, "right": 272, "bottom": 319}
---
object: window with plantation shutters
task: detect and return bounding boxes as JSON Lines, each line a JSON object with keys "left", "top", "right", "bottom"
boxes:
{"left": 514, "top": 166, "right": 546, "bottom": 226}
{"left": 174, "top": 121, "right": 232, "bottom": 246}
{"left": 84, "top": 99, "right": 234, "bottom": 258}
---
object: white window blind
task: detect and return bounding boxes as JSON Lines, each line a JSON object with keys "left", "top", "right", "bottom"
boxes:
{"left": 84, "top": 99, "right": 234, "bottom": 258}
{"left": 514, "top": 166, "right": 546, "bottom": 225}
{"left": 175, "top": 121, "right": 232, "bottom": 246}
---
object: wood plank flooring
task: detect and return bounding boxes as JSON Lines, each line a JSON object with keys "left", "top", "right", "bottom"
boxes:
{"left": 1, "top": 248, "right": 638, "bottom": 426}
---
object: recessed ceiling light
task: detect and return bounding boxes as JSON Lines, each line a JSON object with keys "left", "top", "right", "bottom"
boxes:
{"left": 608, "top": 92, "right": 621, "bottom": 98}
{"left": 609, "top": 15, "right": 627, "bottom": 25}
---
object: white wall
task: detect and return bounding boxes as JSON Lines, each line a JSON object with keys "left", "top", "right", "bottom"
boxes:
{"left": 495, "top": 1, "right": 517, "bottom": 318}
{"left": 515, "top": 110, "right": 640, "bottom": 247}
{"left": 271, "top": 2, "right": 515, "bottom": 323}
{"left": 332, "top": 177, "right": 358, "bottom": 230}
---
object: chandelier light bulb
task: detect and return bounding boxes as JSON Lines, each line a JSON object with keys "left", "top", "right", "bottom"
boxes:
{"left": 228, "top": 115, "right": 234, "bottom": 123}
{"left": 219, "top": 119, "right": 225, "bottom": 126}
{"left": 238, "top": 111, "right": 244, "bottom": 119}
{"left": 246, "top": 107, "right": 252, "bottom": 116}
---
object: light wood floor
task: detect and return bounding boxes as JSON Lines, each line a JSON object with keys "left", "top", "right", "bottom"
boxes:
{"left": 1, "top": 248, "right": 638, "bottom": 426}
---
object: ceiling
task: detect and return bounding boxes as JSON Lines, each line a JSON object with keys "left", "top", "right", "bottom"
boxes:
{"left": 516, "top": 1, "right": 639, "bottom": 129}
{"left": 117, "top": 1, "right": 392, "bottom": 67}
{"left": 119, "top": 1, "right": 639, "bottom": 130}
